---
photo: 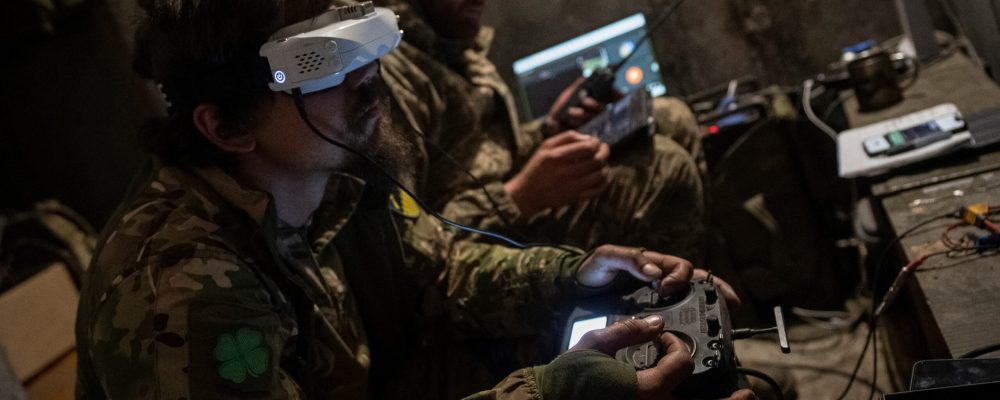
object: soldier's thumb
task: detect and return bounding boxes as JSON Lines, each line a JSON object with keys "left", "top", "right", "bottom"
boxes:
{"left": 571, "top": 315, "right": 664, "bottom": 355}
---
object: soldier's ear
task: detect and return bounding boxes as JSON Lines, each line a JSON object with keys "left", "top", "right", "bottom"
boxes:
{"left": 192, "top": 103, "right": 256, "bottom": 153}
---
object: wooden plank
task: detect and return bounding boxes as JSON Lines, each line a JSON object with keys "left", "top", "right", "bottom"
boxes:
{"left": 0, "top": 264, "right": 78, "bottom": 381}
{"left": 880, "top": 169, "right": 1000, "bottom": 358}
{"left": 25, "top": 352, "right": 76, "bottom": 400}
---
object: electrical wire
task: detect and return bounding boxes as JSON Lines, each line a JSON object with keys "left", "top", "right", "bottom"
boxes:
{"left": 802, "top": 79, "right": 839, "bottom": 142}
{"left": 835, "top": 212, "right": 956, "bottom": 400}
{"left": 868, "top": 328, "right": 878, "bottom": 400}
{"left": 750, "top": 362, "right": 883, "bottom": 389}
{"left": 872, "top": 213, "right": 957, "bottom": 276}
{"left": 791, "top": 307, "right": 853, "bottom": 319}
{"left": 737, "top": 367, "right": 784, "bottom": 400}
{"left": 935, "top": 0, "right": 986, "bottom": 72}
{"left": 711, "top": 116, "right": 776, "bottom": 179}
{"left": 838, "top": 205, "right": 997, "bottom": 399}
{"left": 404, "top": 125, "right": 527, "bottom": 240}
{"left": 868, "top": 248, "right": 963, "bottom": 400}
{"left": 836, "top": 324, "right": 875, "bottom": 400}
{"left": 821, "top": 94, "right": 852, "bottom": 123}
{"left": 613, "top": 0, "right": 688, "bottom": 72}
{"left": 864, "top": 248, "right": 962, "bottom": 400}
{"left": 790, "top": 307, "right": 856, "bottom": 331}
{"left": 958, "top": 342, "right": 1000, "bottom": 359}
{"left": 941, "top": 221, "right": 981, "bottom": 255}
{"left": 936, "top": 0, "right": 968, "bottom": 40}
{"left": 290, "top": 89, "right": 582, "bottom": 254}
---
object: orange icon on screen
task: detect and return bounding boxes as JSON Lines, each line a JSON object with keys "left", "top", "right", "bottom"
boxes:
{"left": 625, "top": 66, "right": 644, "bottom": 85}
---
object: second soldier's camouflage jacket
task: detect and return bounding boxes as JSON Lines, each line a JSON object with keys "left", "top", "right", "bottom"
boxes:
{"left": 74, "top": 161, "right": 603, "bottom": 399}
{"left": 377, "top": 0, "right": 707, "bottom": 265}
{"left": 378, "top": 0, "right": 540, "bottom": 232}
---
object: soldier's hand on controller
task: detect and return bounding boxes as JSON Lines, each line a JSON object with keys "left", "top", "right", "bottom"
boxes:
{"left": 544, "top": 77, "right": 610, "bottom": 133}
{"left": 570, "top": 315, "right": 694, "bottom": 400}
{"left": 577, "top": 245, "right": 741, "bottom": 309}
{"left": 504, "top": 131, "right": 611, "bottom": 217}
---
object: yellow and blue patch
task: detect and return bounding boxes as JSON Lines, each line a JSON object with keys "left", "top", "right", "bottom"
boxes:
{"left": 389, "top": 189, "right": 420, "bottom": 219}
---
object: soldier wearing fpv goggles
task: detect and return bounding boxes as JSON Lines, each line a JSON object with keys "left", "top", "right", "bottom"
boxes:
{"left": 75, "top": 1, "right": 750, "bottom": 399}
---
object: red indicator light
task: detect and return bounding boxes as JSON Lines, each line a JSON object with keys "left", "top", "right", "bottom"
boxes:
{"left": 625, "top": 66, "right": 644, "bottom": 85}
{"left": 708, "top": 125, "right": 720, "bottom": 135}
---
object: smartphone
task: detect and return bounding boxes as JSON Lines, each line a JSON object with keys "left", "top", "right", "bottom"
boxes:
{"left": 578, "top": 89, "right": 655, "bottom": 148}
{"left": 863, "top": 114, "right": 966, "bottom": 157}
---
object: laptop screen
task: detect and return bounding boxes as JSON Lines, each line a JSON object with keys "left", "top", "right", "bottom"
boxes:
{"left": 512, "top": 13, "right": 667, "bottom": 120}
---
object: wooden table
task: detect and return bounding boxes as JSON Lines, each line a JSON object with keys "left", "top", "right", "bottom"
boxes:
{"left": 843, "top": 51, "right": 1000, "bottom": 365}
{"left": 879, "top": 171, "right": 1000, "bottom": 359}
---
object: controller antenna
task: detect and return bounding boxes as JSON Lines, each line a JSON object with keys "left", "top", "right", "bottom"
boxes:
{"left": 551, "top": 0, "right": 689, "bottom": 127}
{"left": 732, "top": 307, "right": 791, "bottom": 354}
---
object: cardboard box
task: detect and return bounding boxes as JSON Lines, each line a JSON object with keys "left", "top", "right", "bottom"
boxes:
{"left": 0, "top": 263, "right": 78, "bottom": 381}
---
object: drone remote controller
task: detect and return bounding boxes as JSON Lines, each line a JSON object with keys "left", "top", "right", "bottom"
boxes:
{"left": 563, "top": 277, "right": 789, "bottom": 399}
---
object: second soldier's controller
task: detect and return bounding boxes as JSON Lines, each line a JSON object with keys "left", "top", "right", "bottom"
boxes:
{"left": 562, "top": 277, "right": 747, "bottom": 399}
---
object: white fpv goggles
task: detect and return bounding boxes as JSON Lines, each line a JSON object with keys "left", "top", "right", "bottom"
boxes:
{"left": 259, "top": 1, "right": 401, "bottom": 94}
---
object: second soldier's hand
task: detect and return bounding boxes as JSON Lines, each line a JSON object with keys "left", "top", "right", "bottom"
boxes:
{"left": 504, "top": 131, "right": 611, "bottom": 218}
{"left": 544, "top": 77, "right": 608, "bottom": 133}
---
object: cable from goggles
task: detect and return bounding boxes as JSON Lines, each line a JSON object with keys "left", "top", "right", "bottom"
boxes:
{"left": 289, "top": 87, "right": 578, "bottom": 253}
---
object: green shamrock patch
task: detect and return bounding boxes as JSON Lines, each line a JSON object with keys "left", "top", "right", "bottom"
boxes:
{"left": 213, "top": 328, "right": 269, "bottom": 384}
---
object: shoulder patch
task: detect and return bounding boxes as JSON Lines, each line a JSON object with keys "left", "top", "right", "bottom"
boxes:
{"left": 214, "top": 327, "right": 270, "bottom": 384}
{"left": 389, "top": 189, "right": 421, "bottom": 219}
{"left": 187, "top": 301, "right": 281, "bottom": 397}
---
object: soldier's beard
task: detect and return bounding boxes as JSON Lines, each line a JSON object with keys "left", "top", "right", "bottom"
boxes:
{"left": 342, "top": 104, "right": 417, "bottom": 196}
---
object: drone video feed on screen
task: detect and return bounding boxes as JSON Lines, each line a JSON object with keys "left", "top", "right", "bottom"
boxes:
{"left": 513, "top": 13, "right": 667, "bottom": 120}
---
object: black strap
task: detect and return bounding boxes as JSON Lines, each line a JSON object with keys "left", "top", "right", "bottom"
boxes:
{"left": 161, "top": 54, "right": 273, "bottom": 113}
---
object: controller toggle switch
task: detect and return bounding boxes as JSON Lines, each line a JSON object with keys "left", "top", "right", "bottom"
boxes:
{"left": 707, "top": 315, "right": 721, "bottom": 337}
{"left": 704, "top": 285, "right": 718, "bottom": 305}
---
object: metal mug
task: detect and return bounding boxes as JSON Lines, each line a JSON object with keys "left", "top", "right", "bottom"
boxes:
{"left": 848, "top": 50, "right": 919, "bottom": 112}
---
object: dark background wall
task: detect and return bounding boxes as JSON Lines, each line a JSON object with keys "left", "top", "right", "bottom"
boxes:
{"left": 483, "top": 0, "right": 1000, "bottom": 101}
{"left": 0, "top": 0, "right": 160, "bottom": 228}
{"left": 482, "top": 0, "right": 904, "bottom": 98}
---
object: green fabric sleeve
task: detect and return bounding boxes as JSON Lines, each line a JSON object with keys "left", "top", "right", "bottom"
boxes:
{"left": 533, "top": 350, "right": 638, "bottom": 400}
{"left": 460, "top": 350, "right": 636, "bottom": 400}
{"left": 519, "top": 118, "right": 549, "bottom": 146}
{"left": 399, "top": 210, "right": 588, "bottom": 339}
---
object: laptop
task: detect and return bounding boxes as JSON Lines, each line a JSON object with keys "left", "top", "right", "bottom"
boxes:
{"left": 512, "top": 13, "right": 668, "bottom": 120}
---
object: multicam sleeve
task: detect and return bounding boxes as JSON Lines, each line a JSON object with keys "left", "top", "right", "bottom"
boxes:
{"left": 398, "top": 208, "right": 586, "bottom": 339}
{"left": 438, "top": 180, "right": 524, "bottom": 232}
{"left": 85, "top": 250, "right": 303, "bottom": 399}
{"left": 461, "top": 367, "right": 543, "bottom": 400}
{"left": 381, "top": 50, "right": 528, "bottom": 233}
{"left": 519, "top": 118, "right": 548, "bottom": 151}
{"left": 434, "top": 117, "right": 545, "bottom": 231}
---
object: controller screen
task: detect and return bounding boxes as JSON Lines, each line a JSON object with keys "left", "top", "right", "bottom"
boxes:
{"left": 567, "top": 316, "right": 608, "bottom": 348}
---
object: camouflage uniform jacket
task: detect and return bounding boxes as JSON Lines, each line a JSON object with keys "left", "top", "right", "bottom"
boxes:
{"left": 379, "top": 0, "right": 541, "bottom": 232}
{"left": 74, "top": 161, "right": 638, "bottom": 399}
{"left": 378, "top": 0, "right": 706, "bottom": 265}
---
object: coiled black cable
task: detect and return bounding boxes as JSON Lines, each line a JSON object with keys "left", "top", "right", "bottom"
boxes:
{"left": 737, "top": 367, "right": 784, "bottom": 400}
